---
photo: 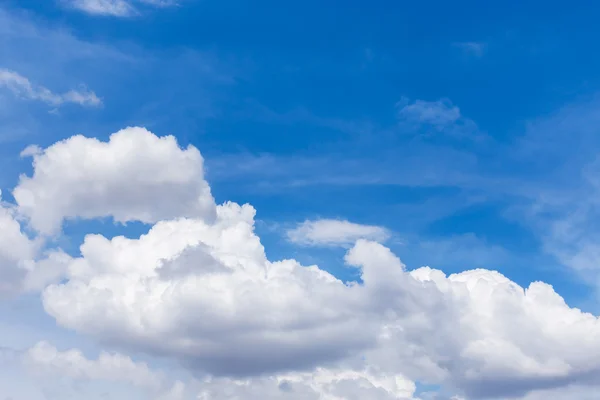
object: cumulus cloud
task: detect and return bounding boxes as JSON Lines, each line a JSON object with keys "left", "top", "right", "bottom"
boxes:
{"left": 41, "top": 204, "right": 600, "bottom": 398}
{"left": 0, "top": 192, "right": 35, "bottom": 294}
{"left": 24, "top": 341, "right": 163, "bottom": 389}
{"left": 286, "top": 219, "right": 391, "bottom": 247}
{"left": 391, "top": 265, "right": 600, "bottom": 398}
{"left": 21, "top": 341, "right": 419, "bottom": 400}
{"left": 0, "top": 191, "right": 69, "bottom": 296}
{"left": 3, "top": 127, "right": 600, "bottom": 399}
{"left": 22, "top": 341, "right": 185, "bottom": 400}
{"left": 192, "top": 366, "right": 419, "bottom": 400}
{"left": 0, "top": 68, "right": 101, "bottom": 107}
{"left": 43, "top": 203, "right": 376, "bottom": 376}
{"left": 13, "top": 127, "right": 216, "bottom": 235}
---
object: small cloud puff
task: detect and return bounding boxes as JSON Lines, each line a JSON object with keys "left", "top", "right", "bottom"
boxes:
{"left": 287, "top": 219, "right": 391, "bottom": 247}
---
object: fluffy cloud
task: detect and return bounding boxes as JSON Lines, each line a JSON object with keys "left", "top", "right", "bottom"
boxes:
{"left": 14, "top": 127, "right": 216, "bottom": 235}
{"left": 0, "top": 193, "right": 35, "bottom": 294}
{"left": 4, "top": 127, "right": 600, "bottom": 399}
{"left": 21, "top": 341, "right": 419, "bottom": 400}
{"left": 286, "top": 219, "right": 391, "bottom": 247}
{"left": 20, "top": 341, "right": 185, "bottom": 400}
{"left": 42, "top": 202, "right": 377, "bottom": 376}
{"left": 0, "top": 68, "right": 101, "bottom": 107}
{"left": 41, "top": 205, "right": 600, "bottom": 398}
{"left": 24, "top": 341, "right": 163, "bottom": 389}
{"left": 192, "top": 366, "right": 418, "bottom": 400}
{"left": 0, "top": 191, "right": 69, "bottom": 295}
{"left": 385, "top": 264, "right": 600, "bottom": 398}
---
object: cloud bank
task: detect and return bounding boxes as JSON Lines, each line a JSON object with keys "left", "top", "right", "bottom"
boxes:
{"left": 1, "top": 127, "right": 600, "bottom": 399}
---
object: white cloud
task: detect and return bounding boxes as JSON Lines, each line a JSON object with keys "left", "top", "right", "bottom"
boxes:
{"left": 520, "top": 384, "right": 600, "bottom": 400}
{"left": 39, "top": 202, "right": 600, "bottom": 399}
{"left": 62, "top": 0, "right": 179, "bottom": 17}
{"left": 396, "top": 97, "right": 480, "bottom": 139}
{"left": 0, "top": 192, "right": 35, "bottom": 295}
{"left": 0, "top": 68, "right": 101, "bottom": 107}
{"left": 20, "top": 341, "right": 185, "bottom": 400}
{"left": 0, "top": 190, "right": 69, "bottom": 296}
{"left": 20, "top": 341, "right": 420, "bottom": 400}
{"left": 13, "top": 127, "right": 216, "bottom": 235}
{"left": 43, "top": 202, "right": 377, "bottom": 377}
{"left": 62, "top": 0, "right": 137, "bottom": 16}
{"left": 24, "top": 341, "right": 163, "bottom": 389}
{"left": 191, "top": 366, "right": 419, "bottom": 400}
{"left": 3, "top": 127, "right": 600, "bottom": 399}
{"left": 286, "top": 219, "right": 391, "bottom": 247}
{"left": 397, "top": 98, "right": 461, "bottom": 129}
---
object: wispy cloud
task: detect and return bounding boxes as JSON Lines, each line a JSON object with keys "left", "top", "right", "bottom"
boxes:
{"left": 138, "top": 0, "right": 179, "bottom": 6}
{"left": 0, "top": 5, "right": 230, "bottom": 160}
{"left": 61, "top": 0, "right": 136, "bottom": 16}
{"left": 453, "top": 41, "right": 487, "bottom": 57}
{"left": 0, "top": 68, "right": 101, "bottom": 108}
{"left": 61, "top": 0, "right": 178, "bottom": 17}
{"left": 395, "top": 97, "right": 482, "bottom": 140}
{"left": 397, "top": 97, "right": 461, "bottom": 129}
{"left": 207, "top": 96, "right": 491, "bottom": 194}
{"left": 206, "top": 146, "right": 479, "bottom": 194}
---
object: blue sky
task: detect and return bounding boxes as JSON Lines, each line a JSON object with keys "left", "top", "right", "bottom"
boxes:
{"left": 9, "top": 0, "right": 595, "bottom": 298}
{"left": 2, "top": 1, "right": 600, "bottom": 399}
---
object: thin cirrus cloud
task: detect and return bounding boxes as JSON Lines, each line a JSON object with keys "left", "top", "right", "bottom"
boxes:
{"left": 286, "top": 219, "right": 391, "bottom": 247}
{"left": 61, "top": 0, "right": 179, "bottom": 17}
{"left": 395, "top": 97, "right": 480, "bottom": 139}
{"left": 0, "top": 68, "right": 101, "bottom": 108}
{"left": 453, "top": 41, "right": 487, "bottom": 57}
{"left": 2, "top": 127, "right": 600, "bottom": 399}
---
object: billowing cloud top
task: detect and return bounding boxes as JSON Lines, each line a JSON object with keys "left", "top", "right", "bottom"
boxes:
{"left": 2, "top": 127, "right": 600, "bottom": 400}
{"left": 14, "top": 127, "right": 216, "bottom": 235}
